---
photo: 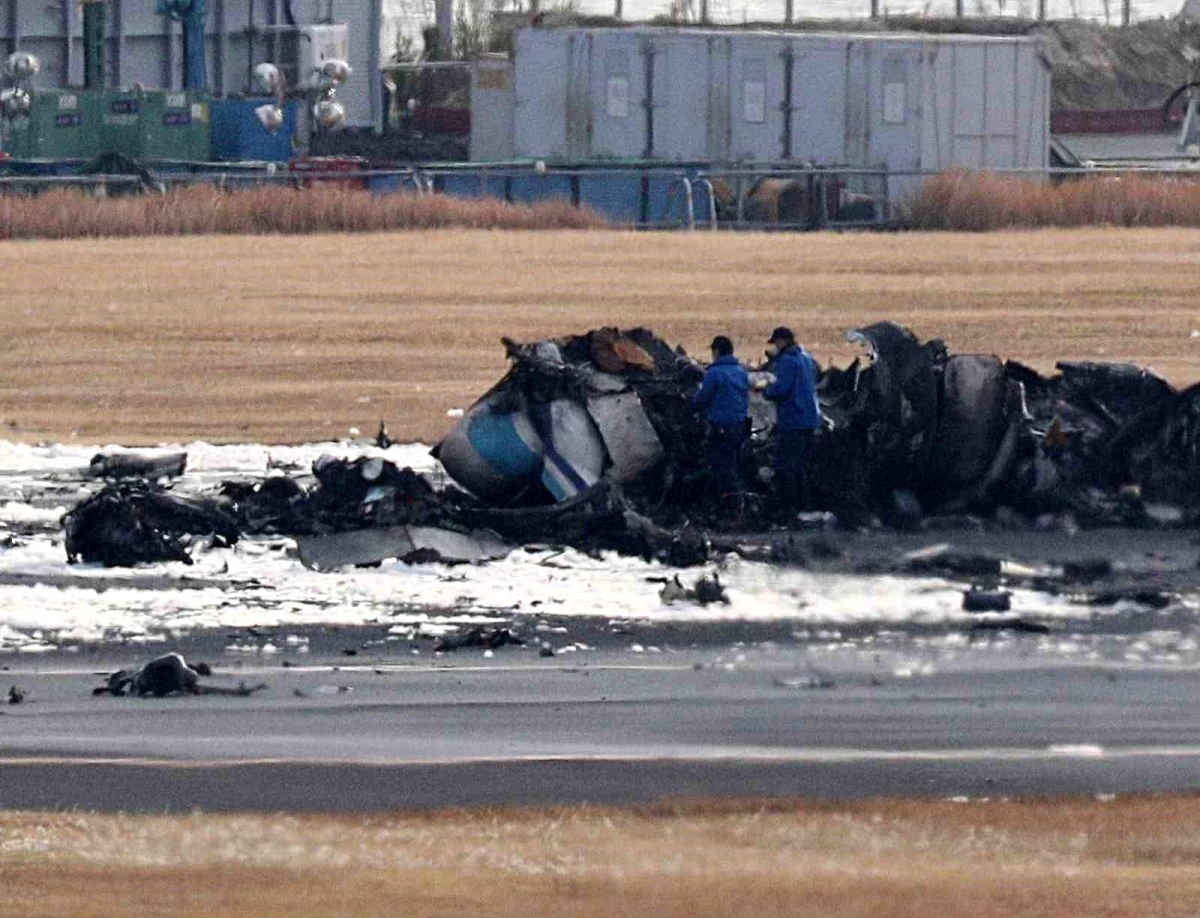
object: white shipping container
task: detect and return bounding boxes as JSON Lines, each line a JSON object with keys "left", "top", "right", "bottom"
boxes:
{"left": 509, "top": 26, "right": 1050, "bottom": 178}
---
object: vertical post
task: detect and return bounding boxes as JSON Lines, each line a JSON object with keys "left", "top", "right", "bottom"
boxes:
{"left": 1122, "top": 0, "right": 1130, "bottom": 25}
{"left": 62, "top": 0, "right": 73, "bottom": 87}
{"left": 696, "top": 178, "right": 718, "bottom": 229}
{"left": 955, "top": 0, "right": 964, "bottom": 16}
{"left": 269, "top": 0, "right": 279, "bottom": 71}
{"left": 115, "top": 0, "right": 125, "bottom": 87}
{"left": 785, "top": 0, "right": 794, "bottom": 23}
{"left": 247, "top": 0, "right": 254, "bottom": 94}
{"left": 1038, "top": 0, "right": 1046, "bottom": 18}
{"left": 700, "top": 0, "right": 709, "bottom": 24}
{"left": 83, "top": 0, "right": 106, "bottom": 89}
{"left": 369, "top": 0, "right": 382, "bottom": 132}
{"left": 614, "top": 0, "right": 622, "bottom": 17}
{"left": 180, "top": 0, "right": 208, "bottom": 90}
{"left": 869, "top": 0, "right": 879, "bottom": 18}
{"left": 781, "top": 44, "right": 793, "bottom": 159}
{"left": 434, "top": 0, "right": 454, "bottom": 58}
{"left": 643, "top": 37, "right": 654, "bottom": 158}
{"left": 215, "top": 0, "right": 227, "bottom": 96}
{"left": 163, "top": 10, "right": 174, "bottom": 89}
{"left": 7, "top": 0, "right": 19, "bottom": 56}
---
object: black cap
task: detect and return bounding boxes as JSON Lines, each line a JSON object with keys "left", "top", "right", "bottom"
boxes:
{"left": 768, "top": 326, "right": 794, "bottom": 343}
{"left": 709, "top": 335, "right": 733, "bottom": 355}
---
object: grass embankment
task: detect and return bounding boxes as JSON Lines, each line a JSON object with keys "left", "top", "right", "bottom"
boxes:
{"left": 0, "top": 228, "right": 1195, "bottom": 444}
{"left": 0, "top": 185, "right": 604, "bottom": 240}
{"left": 902, "top": 171, "right": 1200, "bottom": 230}
{"left": 5, "top": 796, "right": 1200, "bottom": 917}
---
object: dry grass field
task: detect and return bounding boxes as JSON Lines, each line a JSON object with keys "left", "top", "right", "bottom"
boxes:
{"left": 5, "top": 796, "right": 1200, "bottom": 917}
{"left": 2, "top": 226, "right": 1198, "bottom": 446}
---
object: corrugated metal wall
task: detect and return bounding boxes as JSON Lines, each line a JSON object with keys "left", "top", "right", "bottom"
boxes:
{"left": 508, "top": 26, "right": 1050, "bottom": 173}
{"left": 0, "top": 0, "right": 383, "bottom": 129}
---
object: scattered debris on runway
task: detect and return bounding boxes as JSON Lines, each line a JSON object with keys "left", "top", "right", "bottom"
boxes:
{"left": 962, "top": 589, "right": 1013, "bottom": 613}
{"left": 88, "top": 451, "right": 187, "bottom": 481}
{"left": 658, "top": 573, "right": 730, "bottom": 606}
{"left": 93, "top": 652, "right": 266, "bottom": 697}
{"left": 433, "top": 625, "right": 524, "bottom": 653}
{"left": 64, "top": 483, "right": 239, "bottom": 566}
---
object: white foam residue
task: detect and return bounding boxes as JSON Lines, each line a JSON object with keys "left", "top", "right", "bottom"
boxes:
{"left": 0, "top": 437, "right": 1180, "bottom": 645}
{"left": 0, "top": 532, "right": 1092, "bottom": 642}
{"left": 0, "top": 439, "right": 440, "bottom": 482}
{"left": 0, "top": 502, "right": 65, "bottom": 524}
{"left": 181, "top": 440, "right": 440, "bottom": 477}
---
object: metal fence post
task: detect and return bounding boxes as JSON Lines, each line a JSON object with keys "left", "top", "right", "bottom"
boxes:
{"left": 696, "top": 178, "right": 718, "bottom": 230}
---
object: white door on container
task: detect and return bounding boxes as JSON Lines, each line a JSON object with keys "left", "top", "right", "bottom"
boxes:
{"left": 982, "top": 41, "right": 1019, "bottom": 168}
{"left": 590, "top": 35, "right": 647, "bottom": 159}
{"left": 471, "top": 62, "right": 515, "bottom": 161}
{"left": 790, "top": 44, "right": 849, "bottom": 164}
{"left": 869, "top": 47, "right": 922, "bottom": 174}
{"left": 945, "top": 43, "right": 991, "bottom": 168}
{"left": 565, "top": 34, "right": 592, "bottom": 160}
{"left": 648, "top": 36, "right": 711, "bottom": 161}
{"left": 729, "top": 41, "right": 786, "bottom": 162}
{"left": 515, "top": 30, "right": 570, "bottom": 159}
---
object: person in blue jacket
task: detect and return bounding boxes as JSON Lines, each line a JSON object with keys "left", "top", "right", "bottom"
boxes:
{"left": 692, "top": 335, "right": 749, "bottom": 502}
{"left": 760, "top": 326, "right": 820, "bottom": 514}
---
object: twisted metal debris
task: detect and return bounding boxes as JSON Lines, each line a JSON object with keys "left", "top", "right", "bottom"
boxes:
{"left": 62, "top": 323, "right": 1200, "bottom": 568}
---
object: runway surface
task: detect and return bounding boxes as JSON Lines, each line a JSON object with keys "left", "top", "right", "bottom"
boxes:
{"left": 4, "top": 642, "right": 1200, "bottom": 812}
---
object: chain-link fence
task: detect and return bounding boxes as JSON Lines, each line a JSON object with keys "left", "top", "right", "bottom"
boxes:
{"left": 567, "top": 0, "right": 1166, "bottom": 24}
{"left": 382, "top": 0, "right": 1177, "bottom": 50}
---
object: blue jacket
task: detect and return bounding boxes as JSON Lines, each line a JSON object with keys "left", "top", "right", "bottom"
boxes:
{"left": 693, "top": 354, "right": 749, "bottom": 427}
{"left": 764, "top": 344, "right": 820, "bottom": 431}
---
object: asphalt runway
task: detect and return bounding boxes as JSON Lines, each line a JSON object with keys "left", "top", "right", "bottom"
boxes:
{"left": 4, "top": 645, "right": 1200, "bottom": 812}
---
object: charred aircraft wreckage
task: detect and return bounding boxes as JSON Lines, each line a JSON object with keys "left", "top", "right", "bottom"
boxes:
{"left": 63, "top": 322, "right": 1200, "bottom": 571}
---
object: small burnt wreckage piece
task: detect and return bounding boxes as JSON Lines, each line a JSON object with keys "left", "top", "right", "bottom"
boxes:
{"left": 93, "top": 653, "right": 265, "bottom": 697}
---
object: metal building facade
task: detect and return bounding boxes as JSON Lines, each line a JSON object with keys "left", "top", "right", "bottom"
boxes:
{"left": 0, "top": 0, "right": 384, "bottom": 129}
{"left": 507, "top": 26, "right": 1050, "bottom": 176}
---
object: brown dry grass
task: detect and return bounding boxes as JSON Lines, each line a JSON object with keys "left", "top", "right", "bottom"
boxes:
{"left": 0, "top": 185, "right": 604, "bottom": 239}
{"left": 5, "top": 796, "right": 1200, "bottom": 917}
{"left": 901, "top": 170, "right": 1200, "bottom": 230}
{"left": 1, "top": 227, "right": 1198, "bottom": 445}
